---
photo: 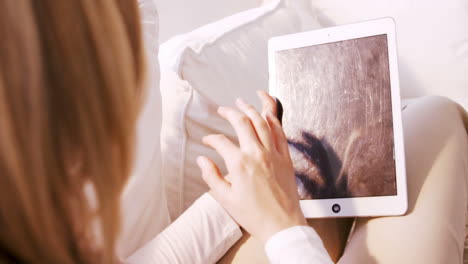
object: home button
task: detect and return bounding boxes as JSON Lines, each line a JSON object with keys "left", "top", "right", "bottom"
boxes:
{"left": 332, "top": 204, "right": 341, "bottom": 213}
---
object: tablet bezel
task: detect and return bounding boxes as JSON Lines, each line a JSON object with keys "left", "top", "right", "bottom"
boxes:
{"left": 268, "top": 18, "right": 407, "bottom": 218}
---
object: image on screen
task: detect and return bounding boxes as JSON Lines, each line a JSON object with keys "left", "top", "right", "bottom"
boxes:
{"left": 275, "top": 34, "right": 397, "bottom": 200}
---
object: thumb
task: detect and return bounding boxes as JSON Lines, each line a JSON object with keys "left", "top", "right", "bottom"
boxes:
{"left": 197, "top": 156, "right": 230, "bottom": 198}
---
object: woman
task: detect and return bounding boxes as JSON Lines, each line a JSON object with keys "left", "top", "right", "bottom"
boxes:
{"left": 0, "top": 0, "right": 332, "bottom": 263}
{"left": 2, "top": 1, "right": 467, "bottom": 264}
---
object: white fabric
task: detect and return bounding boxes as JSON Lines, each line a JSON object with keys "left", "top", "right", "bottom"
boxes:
{"left": 126, "top": 193, "right": 242, "bottom": 264}
{"left": 159, "top": 0, "right": 322, "bottom": 220}
{"left": 265, "top": 226, "right": 333, "bottom": 264}
{"left": 159, "top": 0, "right": 319, "bottom": 109}
{"left": 305, "top": 0, "right": 468, "bottom": 107}
{"left": 154, "top": 0, "right": 261, "bottom": 42}
{"left": 117, "top": 0, "right": 170, "bottom": 259}
{"left": 119, "top": 5, "right": 244, "bottom": 262}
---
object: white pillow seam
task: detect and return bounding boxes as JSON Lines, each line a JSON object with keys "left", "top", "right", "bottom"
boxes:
{"left": 177, "top": 82, "right": 194, "bottom": 216}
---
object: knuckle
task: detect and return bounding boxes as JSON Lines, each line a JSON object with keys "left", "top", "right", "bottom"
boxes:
{"left": 235, "top": 114, "right": 250, "bottom": 125}
{"left": 233, "top": 154, "right": 250, "bottom": 171}
{"left": 212, "top": 134, "right": 226, "bottom": 142}
{"left": 245, "top": 103, "right": 256, "bottom": 113}
{"left": 256, "top": 151, "right": 269, "bottom": 162}
{"left": 257, "top": 119, "right": 269, "bottom": 131}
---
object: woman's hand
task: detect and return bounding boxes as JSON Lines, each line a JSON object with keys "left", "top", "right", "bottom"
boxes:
{"left": 197, "top": 91, "right": 307, "bottom": 244}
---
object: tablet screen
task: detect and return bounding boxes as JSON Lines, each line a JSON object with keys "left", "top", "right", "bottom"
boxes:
{"left": 275, "top": 34, "right": 397, "bottom": 200}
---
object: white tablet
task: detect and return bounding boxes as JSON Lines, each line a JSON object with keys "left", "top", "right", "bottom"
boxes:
{"left": 268, "top": 18, "right": 407, "bottom": 218}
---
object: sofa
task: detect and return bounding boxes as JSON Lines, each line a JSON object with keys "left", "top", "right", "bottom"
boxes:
{"left": 120, "top": 0, "right": 468, "bottom": 262}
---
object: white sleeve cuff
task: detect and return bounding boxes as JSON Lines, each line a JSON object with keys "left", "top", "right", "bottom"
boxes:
{"left": 265, "top": 226, "right": 333, "bottom": 264}
{"left": 198, "top": 192, "right": 243, "bottom": 245}
{"left": 126, "top": 193, "right": 242, "bottom": 264}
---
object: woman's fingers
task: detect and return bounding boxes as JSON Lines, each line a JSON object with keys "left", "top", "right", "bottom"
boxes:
{"left": 202, "top": 134, "right": 243, "bottom": 171}
{"left": 197, "top": 156, "right": 230, "bottom": 198}
{"left": 202, "top": 134, "right": 239, "bottom": 161}
{"left": 235, "top": 98, "right": 275, "bottom": 151}
{"left": 257, "top": 90, "right": 277, "bottom": 120}
{"left": 217, "top": 106, "right": 261, "bottom": 151}
{"left": 266, "top": 113, "right": 290, "bottom": 156}
{"left": 257, "top": 91, "right": 290, "bottom": 155}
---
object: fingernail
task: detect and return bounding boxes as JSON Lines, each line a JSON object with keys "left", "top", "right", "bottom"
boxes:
{"left": 217, "top": 106, "right": 225, "bottom": 114}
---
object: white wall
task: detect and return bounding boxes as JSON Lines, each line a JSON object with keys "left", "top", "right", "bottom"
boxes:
{"left": 155, "top": 0, "right": 261, "bottom": 42}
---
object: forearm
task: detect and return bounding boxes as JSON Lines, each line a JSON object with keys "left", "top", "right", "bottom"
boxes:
{"left": 126, "top": 193, "right": 242, "bottom": 264}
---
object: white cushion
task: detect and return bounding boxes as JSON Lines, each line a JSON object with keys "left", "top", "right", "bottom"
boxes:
{"left": 159, "top": 0, "right": 321, "bottom": 219}
{"left": 305, "top": 0, "right": 468, "bottom": 104}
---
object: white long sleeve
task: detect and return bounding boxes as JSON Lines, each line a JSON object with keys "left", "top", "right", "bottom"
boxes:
{"left": 125, "top": 193, "right": 242, "bottom": 264}
{"left": 265, "top": 226, "right": 334, "bottom": 264}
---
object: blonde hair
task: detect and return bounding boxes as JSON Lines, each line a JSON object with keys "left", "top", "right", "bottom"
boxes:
{"left": 0, "top": 0, "right": 144, "bottom": 263}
